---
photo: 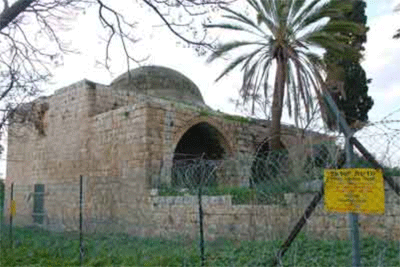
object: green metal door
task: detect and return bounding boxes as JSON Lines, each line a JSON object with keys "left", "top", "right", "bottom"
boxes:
{"left": 33, "top": 184, "right": 45, "bottom": 224}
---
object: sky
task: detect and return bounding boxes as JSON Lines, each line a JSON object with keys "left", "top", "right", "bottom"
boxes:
{"left": 2, "top": 0, "right": 400, "bottom": 176}
{"left": 362, "top": 0, "right": 400, "bottom": 122}
{"left": 44, "top": 0, "right": 400, "bottom": 122}
{"left": 45, "top": 2, "right": 245, "bottom": 115}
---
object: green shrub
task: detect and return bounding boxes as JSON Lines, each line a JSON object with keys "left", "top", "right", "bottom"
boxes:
{"left": 222, "top": 114, "right": 251, "bottom": 123}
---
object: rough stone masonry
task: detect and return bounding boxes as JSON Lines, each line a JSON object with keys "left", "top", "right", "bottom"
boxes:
{"left": 6, "top": 65, "right": 360, "bottom": 240}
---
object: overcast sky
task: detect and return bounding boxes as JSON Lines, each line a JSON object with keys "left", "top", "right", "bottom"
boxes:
{"left": 2, "top": 0, "right": 400, "bottom": 177}
{"left": 44, "top": 0, "right": 400, "bottom": 123}
{"left": 362, "top": 0, "right": 400, "bottom": 122}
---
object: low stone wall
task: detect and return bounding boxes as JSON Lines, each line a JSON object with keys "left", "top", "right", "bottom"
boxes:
{"left": 142, "top": 185, "right": 400, "bottom": 241}
{"left": 6, "top": 178, "right": 400, "bottom": 241}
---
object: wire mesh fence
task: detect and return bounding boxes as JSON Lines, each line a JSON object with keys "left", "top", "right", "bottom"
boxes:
{"left": 1, "top": 111, "right": 400, "bottom": 266}
{"left": 1, "top": 181, "right": 82, "bottom": 266}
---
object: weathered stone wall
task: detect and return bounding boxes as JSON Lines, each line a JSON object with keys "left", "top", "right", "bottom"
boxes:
{"left": 5, "top": 184, "right": 34, "bottom": 226}
{"left": 5, "top": 76, "right": 339, "bottom": 242}
{"left": 7, "top": 80, "right": 91, "bottom": 185}
{"left": 136, "top": 183, "right": 400, "bottom": 241}
{"left": 4, "top": 181, "right": 80, "bottom": 230}
{"left": 6, "top": 77, "right": 332, "bottom": 190}
{"left": 7, "top": 179, "right": 400, "bottom": 242}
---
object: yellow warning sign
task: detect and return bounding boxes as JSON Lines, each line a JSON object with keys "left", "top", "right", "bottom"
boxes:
{"left": 324, "top": 169, "right": 385, "bottom": 215}
{"left": 10, "top": 200, "right": 16, "bottom": 217}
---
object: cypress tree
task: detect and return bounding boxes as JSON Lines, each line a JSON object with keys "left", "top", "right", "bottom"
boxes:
{"left": 325, "top": 0, "right": 373, "bottom": 129}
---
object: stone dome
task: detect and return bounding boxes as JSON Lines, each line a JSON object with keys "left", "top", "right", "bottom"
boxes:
{"left": 111, "top": 65, "right": 205, "bottom": 106}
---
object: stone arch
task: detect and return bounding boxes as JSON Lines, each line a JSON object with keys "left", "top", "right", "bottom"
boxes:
{"left": 174, "top": 122, "right": 231, "bottom": 160}
{"left": 171, "top": 122, "right": 231, "bottom": 187}
{"left": 173, "top": 118, "right": 234, "bottom": 157}
{"left": 250, "top": 138, "right": 287, "bottom": 185}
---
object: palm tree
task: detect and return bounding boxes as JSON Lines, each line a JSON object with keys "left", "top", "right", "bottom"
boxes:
{"left": 207, "top": 0, "right": 363, "bottom": 150}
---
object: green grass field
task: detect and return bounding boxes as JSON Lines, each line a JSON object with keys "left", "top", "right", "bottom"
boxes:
{"left": 1, "top": 227, "right": 400, "bottom": 266}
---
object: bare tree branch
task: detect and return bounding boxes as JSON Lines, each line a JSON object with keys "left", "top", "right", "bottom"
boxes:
{"left": 3, "top": 0, "right": 9, "bottom": 10}
{"left": 0, "top": 0, "right": 232, "bottom": 138}
{"left": 142, "top": 0, "right": 212, "bottom": 48}
{"left": 0, "top": 0, "right": 35, "bottom": 31}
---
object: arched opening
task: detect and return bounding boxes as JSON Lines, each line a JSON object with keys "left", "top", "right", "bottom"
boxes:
{"left": 172, "top": 122, "right": 227, "bottom": 187}
{"left": 250, "top": 140, "right": 287, "bottom": 186}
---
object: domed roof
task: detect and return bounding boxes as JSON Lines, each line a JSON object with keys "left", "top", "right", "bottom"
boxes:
{"left": 111, "top": 65, "right": 205, "bottom": 106}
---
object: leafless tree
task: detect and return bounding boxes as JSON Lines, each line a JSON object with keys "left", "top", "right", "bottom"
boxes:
{"left": 0, "top": 0, "right": 233, "bottom": 142}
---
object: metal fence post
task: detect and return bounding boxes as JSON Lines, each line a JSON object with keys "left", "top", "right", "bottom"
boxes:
{"left": 79, "top": 175, "right": 84, "bottom": 266}
{"left": 324, "top": 92, "right": 362, "bottom": 267}
{"left": 324, "top": 94, "right": 361, "bottom": 267}
{"left": 9, "top": 182, "right": 14, "bottom": 249}
{"left": 346, "top": 133, "right": 361, "bottom": 267}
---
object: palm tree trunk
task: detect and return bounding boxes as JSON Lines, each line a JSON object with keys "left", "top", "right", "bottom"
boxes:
{"left": 270, "top": 54, "right": 287, "bottom": 150}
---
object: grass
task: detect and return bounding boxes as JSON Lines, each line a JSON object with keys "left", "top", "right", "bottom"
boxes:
{"left": 222, "top": 114, "right": 252, "bottom": 124}
{"left": 2, "top": 227, "right": 400, "bottom": 266}
{"left": 157, "top": 185, "right": 292, "bottom": 205}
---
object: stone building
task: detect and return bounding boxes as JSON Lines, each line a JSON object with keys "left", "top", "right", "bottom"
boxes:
{"left": 7, "top": 65, "right": 329, "bottom": 186}
{"left": 5, "top": 65, "right": 333, "bottom": 235}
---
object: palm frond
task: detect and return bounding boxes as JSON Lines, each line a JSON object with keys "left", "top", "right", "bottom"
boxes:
{"left": 300, "top": 0, "right": 352, "bottom": 28}
{"left": 290, "top": 0, "right": 322, "bottom": 31}
{"left": 262, "top": 58, "right": 273, "bottom": 104}
{"left": 248, "top": 0, "right": 279, "bottom": 36}
{"left": 220, "top": 6, "right": 266, "bottom": 36}
{"left": 259, "top": 0, "right": 278, "bottom": 23}
{"left": 207, "top": 41, "right": 265, "bottom": 63}
{"left": 276, "top": 0, "right": 291, "bottom": 27}
{"left": 288, "top": 0, "right": 307, "bottom": 23}
{"left": 208, "top": 0, "right": 364, "bottom": 132}
{"left": 214, "top": 54, "right": 252, "bottom": 82}
{"left": 214, "top": 45, "right": 269, "bottom": 82}
{"left": 205, "top": 23, "right": 267, "bottom": 38}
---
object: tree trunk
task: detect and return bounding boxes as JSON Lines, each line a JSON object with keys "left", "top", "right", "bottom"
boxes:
{"left": 270, "top": 54, "right": 287, "bottom": 150}
{"left": 0, "top": 0, "right": 34, "bottom": 31}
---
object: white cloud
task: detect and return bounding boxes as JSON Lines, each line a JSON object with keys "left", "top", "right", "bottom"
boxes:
{"left": 362, "top": 3, "right": 400, "bottom": 120}
{"left": 363, "top": 13, "right": 400, "bottom": 73}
